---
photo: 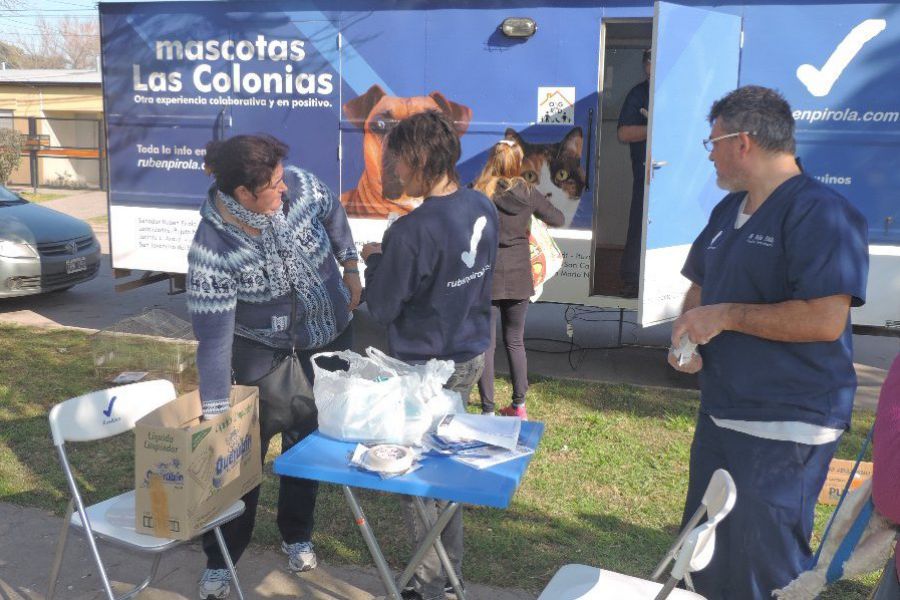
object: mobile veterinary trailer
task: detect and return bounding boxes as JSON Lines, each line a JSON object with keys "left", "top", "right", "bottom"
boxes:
{"left": 99, "top": 0, "right": 900, "bottom": 331}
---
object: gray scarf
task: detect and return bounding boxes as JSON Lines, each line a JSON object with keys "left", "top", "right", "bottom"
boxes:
{"left": 217, "top": 190, "right": 296, "bottom": 298}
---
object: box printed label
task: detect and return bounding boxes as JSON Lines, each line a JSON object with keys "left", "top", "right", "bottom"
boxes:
{"left": 134, "top": 386, "right": 261, "bottom": 540}
{"left": 213, "top": 429, "right": 254, "bottom": 489}
{"left": 141, "top": 458, "right": 185, "bottom": 489}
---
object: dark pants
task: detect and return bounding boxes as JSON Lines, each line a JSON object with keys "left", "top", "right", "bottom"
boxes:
{"left": 203, "top": 325, "right": 353, "bottom": 569}
{"left": 620, "top": 175, "right": 644, "bottom": 286}
{"left": 477, "top": 299, "right": 529, "bottom": 414}
{"left": 404, "top": 353, "right": 485, "bottom": 600}
{"left": 681, "top": 413, "right": 839, "bottom": 599}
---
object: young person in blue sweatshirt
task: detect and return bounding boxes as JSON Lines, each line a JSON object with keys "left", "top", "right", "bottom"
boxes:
{"left": 361, "top": 111, "right": 498, "bottom": 600}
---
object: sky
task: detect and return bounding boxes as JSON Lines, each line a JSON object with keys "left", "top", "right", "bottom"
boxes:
{"left": 0, "top": 0, "right": 99, "bottom": 48}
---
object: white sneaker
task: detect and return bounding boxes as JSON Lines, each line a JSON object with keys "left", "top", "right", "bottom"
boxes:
{"left": 198, "top": 568, "right": 231, "bottom": 599}
{"left": 282, "top": 540, "right": 318, "bottom": 572}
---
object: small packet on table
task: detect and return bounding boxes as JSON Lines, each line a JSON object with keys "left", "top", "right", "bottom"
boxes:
{"left": 350, "top": 443, "right": 421, "bottom": 479}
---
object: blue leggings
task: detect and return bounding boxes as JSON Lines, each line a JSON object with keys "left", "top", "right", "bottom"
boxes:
{"left": 681, "top": 413, "right": 839, "bottom": 599}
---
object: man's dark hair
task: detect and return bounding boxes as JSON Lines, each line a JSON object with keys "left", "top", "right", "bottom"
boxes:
{"left": 384, "top": 111, "right": 461, "bottom": 192}
{"left": 708, "top": 85, "right": 796, "bottom": 154}
{"left": 204, "top": 134, "right": 288, "bottom": 196}
{"left": 642, "top": 49, "right": 651, "bottom": 64}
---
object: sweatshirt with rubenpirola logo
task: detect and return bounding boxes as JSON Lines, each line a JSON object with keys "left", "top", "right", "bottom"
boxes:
{"left": 363, "top": 188, "right": 498, "bottom": 363}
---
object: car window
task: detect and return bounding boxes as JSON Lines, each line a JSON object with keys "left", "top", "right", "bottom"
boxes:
{"left": 0, "top": 185, "right": 26, "bottom": 205}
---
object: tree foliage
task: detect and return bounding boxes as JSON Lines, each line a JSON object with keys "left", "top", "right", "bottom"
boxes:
{"left": 15, "top": 17, "right": 100, "bottom": 69}
{"left": 0, "top": 128, "right": 24, "bottom": 185}
{"left": 0, "top": 41, "right": 26, "bottom": 68}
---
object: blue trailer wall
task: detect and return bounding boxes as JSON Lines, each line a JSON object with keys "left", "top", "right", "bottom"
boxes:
{"left": 100, "top": 0, "right": 900, "bottom": 245}
{"left": 101, "top": 1, "right": 608, "bottom": 229}
{"left": 740, "top": 2, "right": 900, "bottom": 245}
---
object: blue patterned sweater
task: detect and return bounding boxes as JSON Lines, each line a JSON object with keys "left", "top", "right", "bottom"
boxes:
{"left": 187, "top": 166, "right": 357, "bottom": 416}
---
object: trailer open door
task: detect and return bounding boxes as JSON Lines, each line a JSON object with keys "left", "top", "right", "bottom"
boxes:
{"left": 638, "top": 2, "right": 742, "bottom": 325}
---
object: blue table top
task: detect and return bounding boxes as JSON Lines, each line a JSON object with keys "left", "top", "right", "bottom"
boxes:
{"left": 274, "top": 421, "right": 544, "bottom": 509}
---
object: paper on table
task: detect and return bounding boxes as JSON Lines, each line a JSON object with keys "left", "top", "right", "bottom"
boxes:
{"left": 436, "top": 413, "right": 521, "bottom": 450}
{"left": 450, "top": 444, "right": 534, "bottom": 470}
{"left": 421, "top": 432, "right": 488, "bottom": 455}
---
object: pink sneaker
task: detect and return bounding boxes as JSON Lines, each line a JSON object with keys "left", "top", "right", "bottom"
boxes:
{"left": 498, "top": 404, "right": 528, "bottom": 420}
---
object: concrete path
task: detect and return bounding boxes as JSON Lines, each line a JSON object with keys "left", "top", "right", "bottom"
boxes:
{"left": 32, "top": 190, "right": 109, "bottom": 222}
{"left": 0, "top": 503, "right": 533, "bottom": 600}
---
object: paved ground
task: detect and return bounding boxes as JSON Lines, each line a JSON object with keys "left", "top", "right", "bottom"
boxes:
{"left": 0, "top": 503, "right": 532, "bottom": 600}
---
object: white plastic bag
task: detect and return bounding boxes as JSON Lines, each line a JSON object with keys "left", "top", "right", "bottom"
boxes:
{"left": 311, "top": 347, "right": 463, "bottom": 445}
{"left": 364, "top": 348, "right": 464, "bottom": 428}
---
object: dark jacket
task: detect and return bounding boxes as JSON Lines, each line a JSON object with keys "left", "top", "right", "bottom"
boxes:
{"left": 491, "top": 180, "right": 564, "bottom": 300}
{"left": 364, "top": 187, "right": 499, "bottom": 363}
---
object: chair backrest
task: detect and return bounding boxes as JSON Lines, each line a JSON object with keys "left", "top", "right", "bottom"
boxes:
{"left": 701, "top": 469, "right": 737, "bottom": 525}
{"left": 669, "top": 470, "right": 736, "bottom": 581}
{"left": 671, "top": 522, "right": 717, "bottom": 580}
{"left": 48, "top": 379, "right": 177, "bottom": 446}
{"left": 652, "top": 468, "right": 738, "bottom": 588}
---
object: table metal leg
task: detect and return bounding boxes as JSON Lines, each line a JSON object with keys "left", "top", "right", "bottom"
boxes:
{"left": 404, "top": 498, "right": 466, "bottom": 600}
{"left": 342, "top": 486, "right": 402, "bottom": 600}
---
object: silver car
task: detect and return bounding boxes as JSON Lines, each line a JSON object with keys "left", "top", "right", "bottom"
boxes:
{"left": 0, "top": 184, "right": 101, "bottom": 297}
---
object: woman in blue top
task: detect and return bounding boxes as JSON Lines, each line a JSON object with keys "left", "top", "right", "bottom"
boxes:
{"left": 187, "top": 134, "right": 360, "bottom": 599}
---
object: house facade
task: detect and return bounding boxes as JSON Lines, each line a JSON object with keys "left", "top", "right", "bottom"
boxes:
{"left": 0, "top": 69, "right": 104, "bottom": 189}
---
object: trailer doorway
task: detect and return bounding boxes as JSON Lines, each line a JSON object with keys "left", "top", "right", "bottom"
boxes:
{"left": 590, "top": 19, "right": 653, "bottom": 300}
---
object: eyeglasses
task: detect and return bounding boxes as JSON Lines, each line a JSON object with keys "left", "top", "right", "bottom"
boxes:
{"left": 702, "top": 131, "right": 755, "bottom": 152}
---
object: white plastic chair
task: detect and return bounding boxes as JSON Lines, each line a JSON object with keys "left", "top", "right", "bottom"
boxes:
{"left": 538, "top": 469, "right": 737, "bottom": 600}
{"left": 46, "top": 379, "right": 247, "bottom": 600}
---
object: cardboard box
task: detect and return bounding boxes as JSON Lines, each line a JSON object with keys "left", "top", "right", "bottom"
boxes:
{"left": 817, "top": 458, "right": 873, "bottom": 506}
{"left": 134, "top": 385, "right": 262, "bottom": 540}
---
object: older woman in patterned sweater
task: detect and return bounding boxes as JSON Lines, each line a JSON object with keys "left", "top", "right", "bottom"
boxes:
{"left": 187, "top": 134, "right": 360, "bottom": 600}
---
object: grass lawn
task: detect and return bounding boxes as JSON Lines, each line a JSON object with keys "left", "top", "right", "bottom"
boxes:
{"left": 88, "top": 214, "right": 109, "bottom": 227}
{"left": 0, "top": 324, "right": 881, "bottom": 597}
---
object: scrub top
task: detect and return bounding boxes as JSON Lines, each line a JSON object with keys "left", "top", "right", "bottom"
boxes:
{"left": 682, "top": 174, "right": 869, "bottom": 429}
{"left": 618, "top": 80, "right": 649, "bottom": 181}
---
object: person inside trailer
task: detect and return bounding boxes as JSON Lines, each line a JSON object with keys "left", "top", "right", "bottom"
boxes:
{"left": 617, "top": 48, "right": 651, "bottom": 298}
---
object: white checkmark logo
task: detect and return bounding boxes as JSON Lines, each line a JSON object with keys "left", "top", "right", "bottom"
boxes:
{"left": 796, "top": 19, "right": 886, "bottom": 97}
{"left": 461, "top": 216, "right": 487, "bottom": 268}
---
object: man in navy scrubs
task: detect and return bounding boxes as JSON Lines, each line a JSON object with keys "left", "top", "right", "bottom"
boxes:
{"left": 668, "top": 86, "right": 869, "bottom": 599}
{"left": 617, "top": 48, "right": 651, "bottom": 297}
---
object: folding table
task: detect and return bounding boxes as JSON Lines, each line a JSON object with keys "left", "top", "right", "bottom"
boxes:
{"left": 274, "top": 421, "right": 544, "bottom": 600}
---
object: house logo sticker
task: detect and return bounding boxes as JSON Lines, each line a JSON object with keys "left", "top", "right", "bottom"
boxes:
{"left": 796, "top": 19, "right": 886, "bottom": 97}
{"left": 538, "top": 87, "right": 575, "bottom": 124}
